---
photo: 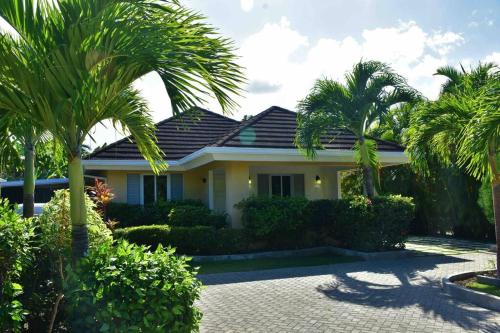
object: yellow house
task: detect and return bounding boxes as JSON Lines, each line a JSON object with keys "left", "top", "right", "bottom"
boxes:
{"left": 83, "top": 106, "right": 407, "bottom": 227}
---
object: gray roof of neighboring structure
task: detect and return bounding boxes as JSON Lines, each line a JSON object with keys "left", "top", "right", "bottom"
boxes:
{"left": 87, "top": 106, "right": 404, "bottom": 161}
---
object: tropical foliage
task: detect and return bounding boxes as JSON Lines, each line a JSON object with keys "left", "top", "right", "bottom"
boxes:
{"left": 0, "top": 199, "right": 35, "bottom": 332}
{"left": 0, "top": 0, "right": 243, "bottom": 260}
{"left": 295, "top": 60, "right": 419, "bottom": 197}
{"left": 407, "top": 62, "right": 500, "bottom": 275}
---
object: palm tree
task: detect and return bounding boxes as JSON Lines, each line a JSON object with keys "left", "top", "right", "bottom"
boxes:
{"left": 0, "top": 116, "right": 46, "bottom": 217}
{"left": 407, "top": 63, "right": 500, "bottom": 275}
{"left": 0, "top": 0, "right": 243, "bottom": 260}
{"left": 295, "top": 60, "right": 419, "bottom": 198}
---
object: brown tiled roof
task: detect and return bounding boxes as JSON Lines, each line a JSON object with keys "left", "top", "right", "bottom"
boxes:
{"left": 87, "top": 108, "right": 240, "bottom": 160}
{"left": 214, "top": 106, "right": 404, "bottom": 152}
{"left": 88, "top": 106, "right": 404, "bottom": 161}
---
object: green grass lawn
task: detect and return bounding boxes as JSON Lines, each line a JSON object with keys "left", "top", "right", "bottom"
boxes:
{"left": 466, "top": 281, "right": 500, "bottom": 297}
{"left": 191, "top": 254, "right": 361, "bottom": 274}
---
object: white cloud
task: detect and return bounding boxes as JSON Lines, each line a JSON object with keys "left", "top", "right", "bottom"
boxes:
{"left": 229, "top": 19, "right": 466, "bottom": 119}
{"left": 87, "top": 19, "right": 481, "bottom": 148}
{"left": 484, "top": 52, "right": 500, "bottom": 64}
{"left": 468, "top": 21, "right": 479, "bottom": 28}
{"left": 240, "top": 0, "right": 254, "bottom": 12}
{"left": 427, "top": 31, "right": 464, "bottom": 55}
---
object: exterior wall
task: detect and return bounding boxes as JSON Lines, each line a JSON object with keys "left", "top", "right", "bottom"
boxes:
{"left": 103, "top": 168, "right": 210, "bottom": 205}
{"left": 101, "top": 162, "right": 354, "bottom": 227}
{"left": 249, "top": 163, "right": 351, "bottom": 200}
{"left": 183, "top": 167, "right": 209, "bottom": 205}
{"left": 105, "top": 170, "right": 129, "bottom": 203}
{"left": 223, "top": 162, "right": 250, "bottom": 228}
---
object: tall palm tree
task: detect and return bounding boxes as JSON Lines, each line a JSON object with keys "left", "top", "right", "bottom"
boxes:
{"left": 407, "top": 63, "right": 500, "bottom": 275}
{"left": 0, "top": 0, "right": 243, "bottom": 260}
{"left": 0, "top": 116, "right": 46, "bottom": 217}
{"left": 295, "top": 60, "right": 419, "bottom": 198}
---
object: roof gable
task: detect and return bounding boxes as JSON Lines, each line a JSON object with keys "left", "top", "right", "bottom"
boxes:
{"left": 88, "top": 108, "right": 239, "bottom": 160}
{"left": 88, "top": 105, "right": 404, "bottom": 161}
{"left": 214, "top": 106, "right": 404, "bottom": 152}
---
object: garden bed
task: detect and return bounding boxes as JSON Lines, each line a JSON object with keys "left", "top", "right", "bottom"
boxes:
{"left": 442, "top": 270, "right": 500, "bottom": 311}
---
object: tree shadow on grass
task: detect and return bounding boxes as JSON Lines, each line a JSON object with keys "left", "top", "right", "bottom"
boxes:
{"left": 317, "top": 255, "right": 499, "bottom": 332}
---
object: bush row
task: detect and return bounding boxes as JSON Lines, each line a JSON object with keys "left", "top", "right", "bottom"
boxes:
{"left": 115, "top": 195, "right": 414, "bottom": 255}
{"left": 0, "top": 191, "right": 201, "bottom": 332}
{"left": 114, "top": 225, "right": 252, "bottom": 255}
{"left": 107, "top": 199, "right": 227, "bottom": 228}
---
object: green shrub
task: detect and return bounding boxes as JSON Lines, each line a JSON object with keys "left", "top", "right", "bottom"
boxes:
{"left": 108, "top": 200, "right": 207, "bottom": 228}
{"left": 113, "top": 224, "right": 172, "bottom": 248}
{"left": 114, "top": 225, "right": 215, "bottom": 254}
{"left": 305, "top": 199, "right": 337, "bottom": 231}
{"left": 37, "top": 189, "right": 113, "bottom": 256}
{"left": 114, "top": 225, "right": 250, "bottom": 255}
{"left": 168, "top": 226, "right": 217, "bottom": 255}
{"left": 235, "top": 196, "right": 308, "bottom": 242}
{"left": 106, "top": 202, "right": 145, "bottom": 228}
{"left": 65, "top": 240, "right": 202, "bottom": 332}
{"left": 20, "top": 190, "right": 113, "bottom": 332}
{"left": 212, "top": 228, "right": 251, "bottom": 254}
{"left": 168, "top": 205, "right": 211, "bottom": 227}
{"left": 168, "top": 205, "right": 228, "bottom": 228}
{"left": 0, "top": 199, "right": 35, "bottom": 332}
{"left": 335, "top": 195, "right": 414, "bottom": 251}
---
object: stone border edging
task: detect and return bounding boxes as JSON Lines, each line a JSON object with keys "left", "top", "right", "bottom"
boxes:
{"left": 442, "top": 270, "right": 500, "bottom": 312}
{"left": 477, "top": 274, "right": 500, "bottom": 287}
{"left": 191, "top": 246, "right": 417, "bottom": 262}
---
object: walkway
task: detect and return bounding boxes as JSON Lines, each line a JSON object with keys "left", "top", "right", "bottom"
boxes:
{"left": 197, "top": 238, "right": 499, "bottom": 332}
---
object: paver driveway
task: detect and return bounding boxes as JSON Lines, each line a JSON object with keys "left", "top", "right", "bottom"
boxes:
{"left": 197, "top": 244, "right": 500, "bottom": 332}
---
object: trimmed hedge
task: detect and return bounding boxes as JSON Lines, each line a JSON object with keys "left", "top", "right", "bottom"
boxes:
{"left": 334, "top": 195, "right": 413, "bottom": 251}
{"left": 114, "top": 225, "right": 251, "bottom": 255}
{"left": 107, "top": 200, "right": 227, "bottom": 229}
{"left": 239, "top": 195, "right": 414, "bottom": 252}
{"left": 115, "top": 195, "right": 415, "bottom": 255}
{"left": 235, "top": 196, "right": 308, "bottom": 241}
{"left": 168, "top": 205, "right": 227, "bottom": 228}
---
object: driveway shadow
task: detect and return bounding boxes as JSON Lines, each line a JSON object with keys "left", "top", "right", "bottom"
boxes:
{"left": 317, "top": 255, "right": 499, "bottom": 332}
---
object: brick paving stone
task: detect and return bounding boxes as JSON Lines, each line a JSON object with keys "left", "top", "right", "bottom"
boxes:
{"left": 197, "top": 246, "right": 500, "bottom": 332}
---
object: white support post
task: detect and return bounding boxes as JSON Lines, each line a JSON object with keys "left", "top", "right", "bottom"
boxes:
{"left": 208, "top": 170, "right": 214, "bottom": 210}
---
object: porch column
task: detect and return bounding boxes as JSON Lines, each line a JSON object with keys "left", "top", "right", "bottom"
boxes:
{"left": 225, "top": 163, "right": 249, "bottom": 228}
{"left": 208, "top": 170, "right": 214, "bottom": 210}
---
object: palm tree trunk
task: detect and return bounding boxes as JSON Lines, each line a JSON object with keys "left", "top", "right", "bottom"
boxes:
{"left": 68, "top": 153, "right": 88, "bottom": 262}
{"left": 23, "top": 140, "right": 35, "bottom": 218}
{"left": 359, "top": 136, "right": 376, "bottom": 198}
{"left": 362, "top": 165, "right": 376, "bottom": 198}
{"left": 488, "top": 144, "right": 499, "bottom": 277}
{"left": 493, "top": 180, "right": 500, "bottom": 277}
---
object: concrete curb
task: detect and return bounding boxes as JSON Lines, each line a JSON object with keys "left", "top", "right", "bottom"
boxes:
{"left": 191, "top": 246, "right": 417, "bottom": 262}
{"left": 442, "top": 270, "right": 500, "bottom": 312}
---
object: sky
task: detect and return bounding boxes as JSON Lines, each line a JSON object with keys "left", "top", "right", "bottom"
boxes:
{"left": 2, "top": 1, "right": 500, "bottom": 148}
{"left": 114, "top": 0, "right": 500, "bottom": 149}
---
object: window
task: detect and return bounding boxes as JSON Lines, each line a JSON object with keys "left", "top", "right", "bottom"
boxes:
{"left": 258, "top": 174, "right": 304, "bottom": 198}
{"left": 131, "top": 174, "right": 183, "bottom": 205}
{"left": 271, "top": 175, "right": 291, "bottom": 197}
{"left": 143, "top": 175, "right": 156, "bottom": 205}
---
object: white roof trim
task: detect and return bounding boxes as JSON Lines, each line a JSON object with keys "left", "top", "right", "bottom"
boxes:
{"left": 82, "top": 147, "right": 408, "bottom": 171}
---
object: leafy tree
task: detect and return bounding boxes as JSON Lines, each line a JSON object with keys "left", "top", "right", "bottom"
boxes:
{"left": 296, "top": 60, "right": 419, "bottom": 197}
{"left": 0, "top": 0, "right": 243, "bottom": 260}
{"left": 0, "top": 119, "right": 65, "bottom": 217}
{"left": 407, "top": 62, "right": 500, "bottom": 275}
